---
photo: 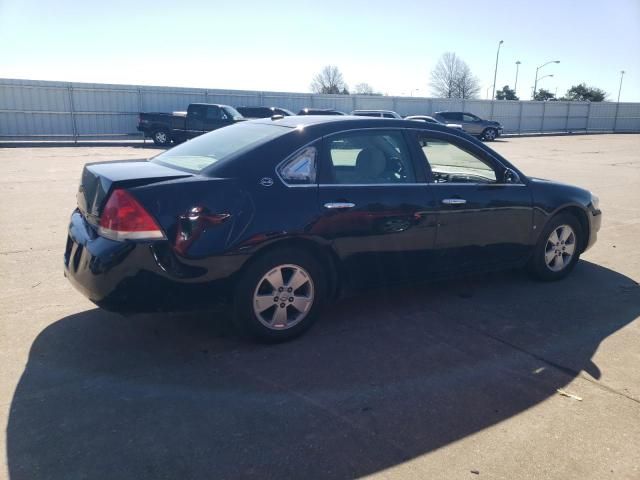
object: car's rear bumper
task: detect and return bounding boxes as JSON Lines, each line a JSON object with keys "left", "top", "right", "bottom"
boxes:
{"left": 64, "top": 210, "right": 243, "bottom": 313}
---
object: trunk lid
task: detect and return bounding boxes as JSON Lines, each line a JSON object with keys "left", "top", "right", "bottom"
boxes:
{"left": 77, "top": 160, "right": 192, "bottom": 224}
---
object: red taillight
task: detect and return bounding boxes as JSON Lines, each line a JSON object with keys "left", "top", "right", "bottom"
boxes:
{"left": 98, "top": 189, "right": 165, "bottom": 241}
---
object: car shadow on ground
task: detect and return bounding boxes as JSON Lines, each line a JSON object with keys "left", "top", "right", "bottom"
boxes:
{"left": 6, "top": 261, "right": 640, "bottom": 479}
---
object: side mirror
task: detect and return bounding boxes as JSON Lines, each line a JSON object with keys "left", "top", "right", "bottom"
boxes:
{"left": 504, "top": 168, "right": 521, "bottom": 184}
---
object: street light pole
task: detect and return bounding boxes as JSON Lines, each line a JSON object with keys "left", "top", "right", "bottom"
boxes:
{"left": 534, "top": 74, "right": 554, "bottom": 99}
{"left": 514, "top": 61, "right": 521, "bottom": 96}
{"left": 491, "top": 40, "right": 504, "bottom": 100}
{"left": 533, "top": 60, "right": 560, "bottom": 100}
{"left": 617, "top": 70, "right": 625, "bottom": 103}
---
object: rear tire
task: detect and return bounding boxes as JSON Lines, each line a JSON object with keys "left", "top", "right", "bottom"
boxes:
{"left": 482, "top": 128, "right": 497, "bottom": 141}
{"left": 528, "top": 213, "right": 582, "bottom": 281}
{"left": 233, "top": 248, "right": 326, "bottom": 342}
{"left": 152, "top": 129, "right": 171, "bottom": 146}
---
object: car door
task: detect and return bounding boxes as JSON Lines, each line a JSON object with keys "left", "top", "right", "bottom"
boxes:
{"left": 315, "top": 129, "right": 438, "bottom": 287}
{"left": 462, "top": 113, "right": 483, "bottom": 135}
{"left": 409, "top": 130, "right": 533, "bottom": 272}
{"left": 186, "top": 104, "right": 206, "bottom": 137}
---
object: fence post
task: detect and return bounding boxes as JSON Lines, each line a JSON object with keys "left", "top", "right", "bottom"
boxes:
{"left": 67, "top": 84, "right": 78, "bottom": 143}
{"left": 489, "top": 100, "right": 495, "bottom": 120}
{"left": 392, "top": 96, "right": 398, "bottom": 112}
{"left": 138, "top": 88, "right": 145, "bottom": 143}
{"left": 541, "top": 101, "right": 546, "bottom": 133}
{"left": 352, "top": 95, "right": 357, "bottom": 111}
{"left": 517, "top": 101, "right": 523, "bottom": 134}
{"left": 586, "top": 102, "right": 592, "bottom": 133}
{"left": 564, "top": 102, "right": 570, "bottom": 133}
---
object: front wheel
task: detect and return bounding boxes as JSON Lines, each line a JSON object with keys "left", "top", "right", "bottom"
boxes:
{"left": 528, "top": 214, "right": 582, "bottom": 281}
{"left": 233, "top": 249, "right": 326, "bottom": 342}
{"left": 481, "top": 128, "right": 497, "bottom": 141}
{"left": 152, "top": 129, "right": 171, "bottom": 146}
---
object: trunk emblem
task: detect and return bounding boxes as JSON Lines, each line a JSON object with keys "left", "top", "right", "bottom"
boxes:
{"left": 259, "top": 177, "right": 274, "bottom": 187}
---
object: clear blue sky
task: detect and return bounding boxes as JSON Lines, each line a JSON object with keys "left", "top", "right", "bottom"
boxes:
{"left": 1, "top": 0, "right": 638, "bottom": 101}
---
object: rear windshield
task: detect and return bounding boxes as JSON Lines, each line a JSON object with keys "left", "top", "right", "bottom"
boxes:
{"left": 152, "top": 122, "right": 289, "bottom": 172}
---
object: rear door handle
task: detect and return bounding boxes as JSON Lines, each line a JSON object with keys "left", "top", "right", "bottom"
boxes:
{"left": 324, "top": 202, "right": 356, "bottom": 209}
{"left": 441, "top": 198, "right": 467, "bottom": 205}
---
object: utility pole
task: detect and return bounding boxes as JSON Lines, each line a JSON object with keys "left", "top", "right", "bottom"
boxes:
{"left": 617, "top": 70, "right": 626, "bottom": 103}
{"left": 491, "top": 40, "right": 504, "bottom": 100}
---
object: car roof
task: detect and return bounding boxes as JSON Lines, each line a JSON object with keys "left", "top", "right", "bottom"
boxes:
{"left": 352, "top": 110, "right": 396, "bottom": 113}
{"left": 251, "top": 115, "right": 455, "bottom": 133}
{"left": 190, "top": 103, "right": 232, "bottom": 108}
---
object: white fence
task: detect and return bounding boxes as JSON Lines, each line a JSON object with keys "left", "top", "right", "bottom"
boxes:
{"left": 1, "top": 78, "right": 639, "bottom": 141}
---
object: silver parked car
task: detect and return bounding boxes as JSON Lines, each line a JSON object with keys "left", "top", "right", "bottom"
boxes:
{"left": 351, "top": 110, "right": 403, "bottom": 119}
{"left": 433, "top": 111, "right": 503, "bottom": 141}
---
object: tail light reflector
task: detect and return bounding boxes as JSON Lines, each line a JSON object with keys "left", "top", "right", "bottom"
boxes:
{"left": 98, "top": 189, "right": 165, "bottom": 241}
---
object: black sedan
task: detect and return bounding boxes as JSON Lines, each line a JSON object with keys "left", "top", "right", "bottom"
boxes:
{"left": 65, "top": 116, "right": 601, "bottom": 341}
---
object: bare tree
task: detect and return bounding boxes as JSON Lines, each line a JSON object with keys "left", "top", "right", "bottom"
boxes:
{"left": 430, "top": 53, "right": 480, "bottom": 99}
{"left": 311, "top": 65, "right": 349, "bottom": 94}
{"left": 455, "top": 62, "right": 481, "bottom": 99}
{"left": 354, "top": 82, "right": 374, "bottom": 95}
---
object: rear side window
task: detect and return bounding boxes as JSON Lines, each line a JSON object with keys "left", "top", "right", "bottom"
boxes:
{"left": 278, "top": 146, "right": 317, "bottom": 185}
{"left": 324, "top": 131, "right": 416, "bottom": 184}
{"left": 152, "top": 123, "right": 289, "bottom": 172}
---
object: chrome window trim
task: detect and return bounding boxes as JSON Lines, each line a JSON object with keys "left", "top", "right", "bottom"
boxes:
{"left": 275, "top": 139, "right": 320, "bottom": 187}
{"left": 319, "top": 183, "right": 429, "bottom": 187}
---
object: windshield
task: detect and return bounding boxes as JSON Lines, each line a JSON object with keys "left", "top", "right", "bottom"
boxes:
{"left": 224, "top": 106, "right": 244, "bottom": 120}
{"left": 152, "top": 122, "right": 290, "bottom": 172}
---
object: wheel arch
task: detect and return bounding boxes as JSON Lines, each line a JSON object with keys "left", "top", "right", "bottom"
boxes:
{"left": 236, "top": 236, "right": 341, "bottom": 300}
{"left": 548, "top": 205, "right": 590, "bottom": 253}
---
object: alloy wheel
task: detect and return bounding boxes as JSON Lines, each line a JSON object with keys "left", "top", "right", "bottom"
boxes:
{"left": 484, "top": 129, "right": 496, "bottom": 141}
{"left": 154, "top": 131, "right": 167, "bottom": 144}
{"left": 252, "top": 264, "right": 315, "bottom": 330}
{"left": 544, "top": 224, "right": 576, "bottom": 272}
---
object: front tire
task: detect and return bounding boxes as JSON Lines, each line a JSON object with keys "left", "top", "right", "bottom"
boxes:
{"left": 481, "top": 128, "right": 497, "bottom": 141}
{"left": 528, "top": 213, "right": 582, "bottom": 281}
{"left": 152, "top": 129, "right": 171, "bottom": 146}
{"left": 233, "top": 248, "right": 326, "bottom": 342}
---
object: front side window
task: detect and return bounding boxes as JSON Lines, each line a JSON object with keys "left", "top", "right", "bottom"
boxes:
{"left": 278, "top": 146, "right": 317, "bottom": 185}
{"left": 206, "top": 106, "right": 223, "bottom": 120}
{"left": 325, "top": 131, "right": 415, "bottom": 184}
{"left": 416, "top": 135, "right": 497, "bottom": 184}
{"left": 463, "top": 114, "right": 479, "bottom": 122}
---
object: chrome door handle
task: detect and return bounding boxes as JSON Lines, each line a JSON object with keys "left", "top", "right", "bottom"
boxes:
{"left": 324, "top": 202, "right": 356, "bottom": 209}
{"left": 441, "top": 198, "right": 467, "bottom": 205}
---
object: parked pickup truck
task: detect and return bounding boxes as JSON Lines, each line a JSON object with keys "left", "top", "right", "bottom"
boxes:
{"left": 137, "top": 103, "right": 245, "bottom": 145}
